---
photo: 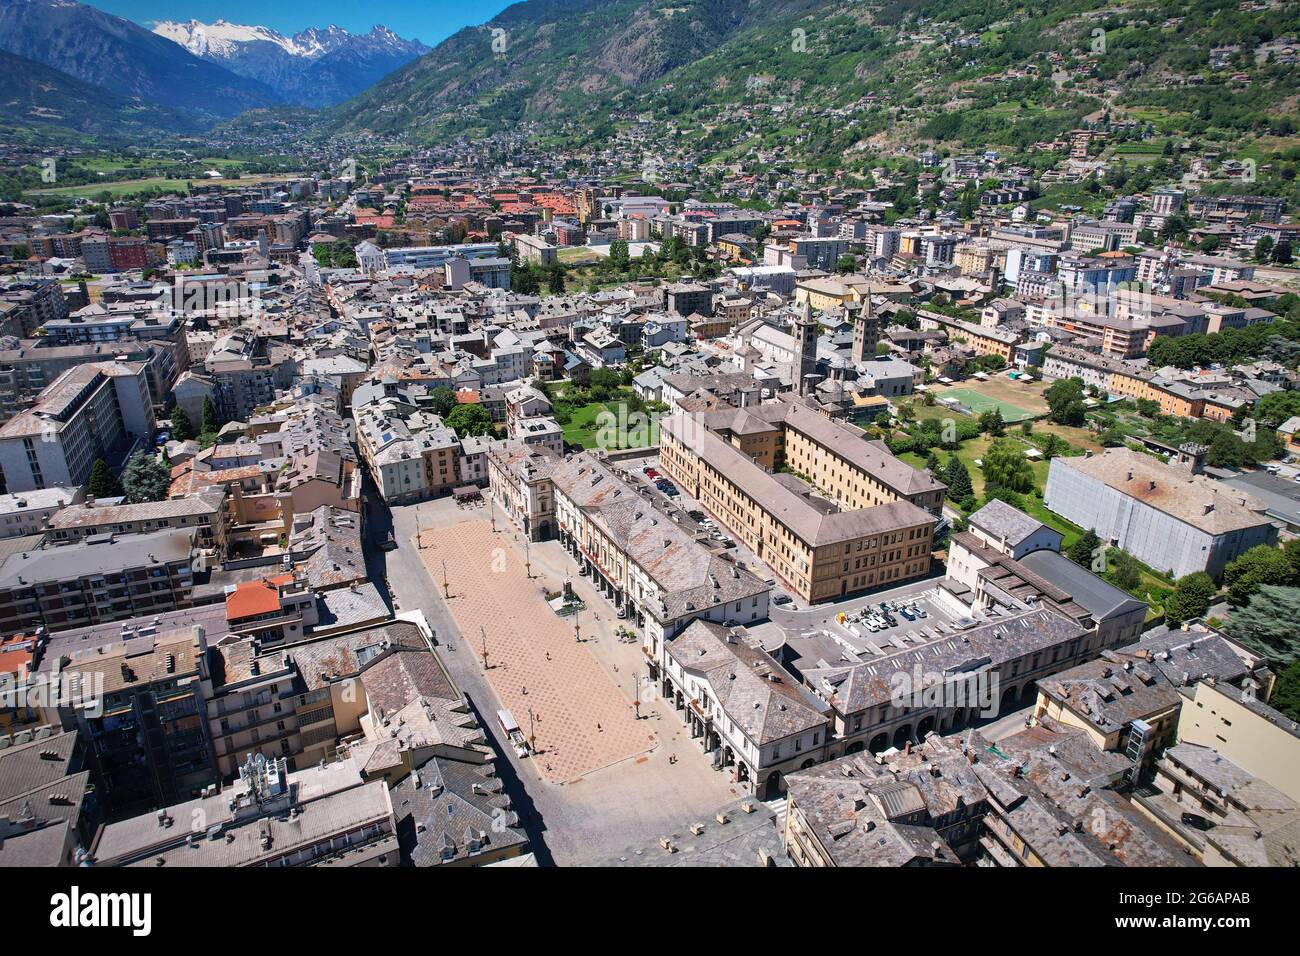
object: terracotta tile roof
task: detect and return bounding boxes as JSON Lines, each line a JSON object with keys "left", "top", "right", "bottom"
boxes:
{"left": 225, "top": 574, "right": 293, "bottom": 622}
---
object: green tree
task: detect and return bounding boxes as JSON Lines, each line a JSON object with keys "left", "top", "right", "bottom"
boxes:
{"left": 430, "top": 387, "right": 457, "bottom": 418}
{"left": 1284, "top": 538, "right": 1300, "bottom": 582}
{"left": 1255, "top": 391, "right": 1300, "bottom": 428}
{"left": 609, "top": 239, "right": 630, "bottom": 271}
{"left": 1225, "top": 585, "right": 1300, "bottom": 664}
{"left": 1163, "top": 572, "right": 1217, "bottom": 626}
{"left": 1044, "top": 377, "right": 1088, "bottom": 426}
{"left": 170, "top": 405, "right": 195, "bottom": 441}
{"left": 120, "top": 451, "right": 170, "bottom": 503}
{"left": 945, "top": 456, "right": 973, "bottom": 500}
{"left": 979, "top": 408, "right": 1005, "bottom": 436}
{"left": 547, "top": 266, "right": 566, "bottom": 294}
{"left": 981, "top": 439, "right": 1034, "bottom": 494}
{"left": 445, "top": 404, "right": 493, "bottom": 438}
{"left": 201, "top": 396, "right": 221, "bottom": 436}
{"left": 1041, "top": 433, "right": 1069, "bottom": 459}
{"left": 1107, "top": 550, "right": 1142, "bottom": 592}
{"left": 1224, "top": 545, "right": 1294, "bottom": 605}
{"left": 87, "top": 458, "right": 123, "bottom": 499}
{"left": 1269, "top": 659, "right": 1300, "bottom": 722}
{"left": 1067, "top": 529, "right": 1102, "bottom": 569}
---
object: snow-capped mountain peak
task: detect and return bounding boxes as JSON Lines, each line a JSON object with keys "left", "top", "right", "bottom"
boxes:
{"left": 149, "top": 18, "right": 428, "bottom": 107}
{"left": 152, "top": 19, "right": 421, "bottom": 60}
{"left": 154, "top": 18, "right": 310, "bottom": 59}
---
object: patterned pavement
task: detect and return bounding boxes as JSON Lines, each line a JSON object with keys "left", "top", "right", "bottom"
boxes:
{"left": 417, "top": 519, "right": 656, "bottom": 784}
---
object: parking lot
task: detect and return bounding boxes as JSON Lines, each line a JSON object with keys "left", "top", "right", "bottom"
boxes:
{"left": 771, "top": 577, "right": 952, "bottom": 646}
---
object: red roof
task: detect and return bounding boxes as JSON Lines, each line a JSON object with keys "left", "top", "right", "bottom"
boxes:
{"left": 225, "top": 574, "right": 294, "bottom": 622}
{"left": 0, "top": 637, "right": 34, "bottom": 678}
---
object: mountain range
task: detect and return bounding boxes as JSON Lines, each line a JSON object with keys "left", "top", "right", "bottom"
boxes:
{"left": 0, "top": 48, "right": 200, "bottom": 141}
{"left": 0, "top": 0, "right": 428, "bottom": 138}
{"left": 0, "top": 0, "right": 281, "bottom": 122}
{"left": 313, "top": 0, "right": 1300, "bottom": 165}
{"left": 152, "top": 19, "right": 428, "bottom": 107}
{"left": 2, "top": 0, "right": 1298, "bottom": 162}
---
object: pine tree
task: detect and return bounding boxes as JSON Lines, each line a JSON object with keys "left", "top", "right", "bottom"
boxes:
{"left": 87, "top": 458, "right": 123, "bottom": 499}
{"left": 945, "top": 456, "right": 973, "bottom": 499}
{"left": 170, "top": 405, "right": 195, "bottom": 441}
{"left": 1225, "top": 585, "right": 1300, "bottom": 664}
{"left": 201, "top": 396, "right": 220, "bottom": 436}
{"left": 121, "top": 452, "right": 170, "bottom": 503}
{"left": 1067, "top": 529, "right": 1101, "bottom": 568}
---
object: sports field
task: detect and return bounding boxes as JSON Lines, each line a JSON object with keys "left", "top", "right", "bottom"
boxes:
{"left": 939, "top": 387, "right": 1035, "bottom": 423}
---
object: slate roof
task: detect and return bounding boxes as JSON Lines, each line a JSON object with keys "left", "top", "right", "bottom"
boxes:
{"left": 782, "top": 757, "right": 962, "bottom": 867}
{"left": 976, "top": 721, "right": 1198, "bottom": 867}
{"left": 661, "top": 410, "right": 936, "bottom": 547}
{"left": 550, "top": 453, "right": 769, "bottom": 624}
{"left": 391, "top": 757, "right": 526, "bottom": 866}
{"left": 1037, "top": 625, "right": 1264, "bottom": 734}
{"left": 666, "top": 620, "right": 828, "bottom": 745}
{"left": 803, "top": 606, "right": 1088, "bottom": 714}
{"left": 968, "top": 498, "right": 1054, "bottom": 548}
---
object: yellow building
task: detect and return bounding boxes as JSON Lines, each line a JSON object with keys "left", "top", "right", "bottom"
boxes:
{"left": 659, "top": 397, "right": 943, "bottom": 603}
{"left": 1177, "top": 679, "right": 1297, "bottom": 803}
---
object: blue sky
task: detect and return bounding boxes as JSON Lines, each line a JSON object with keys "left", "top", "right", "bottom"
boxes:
{"left": 90, "top": 1, "right": 519, "bottom": 45}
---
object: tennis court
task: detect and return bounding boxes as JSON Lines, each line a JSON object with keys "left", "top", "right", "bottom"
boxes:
{"left": 939, "top": 387, "right": 1036, "bottom": 423}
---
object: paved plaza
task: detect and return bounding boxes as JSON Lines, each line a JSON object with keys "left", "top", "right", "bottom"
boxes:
{"left": 380, "top": 496, "right": 760, "bottom": 862}
{"left": 417, "top": 518, "right": 655, "bottom": 784}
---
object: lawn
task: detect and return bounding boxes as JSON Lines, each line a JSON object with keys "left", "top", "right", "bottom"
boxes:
{"left": 561, "top": 402, "right": 614, "bottom": 449}
{"left": 901, "top": 435, "right": 993, "bottom": 497}
{"left": 24, "top": 170, "right": 305, "bottom": 199}
{"left": 903, "top": 430, "right": 1088, "bottom": 548}
{"left": 556, "top": 246, "right": 601, "bottom": 266}
{"left": 557, "top": 386, "right": 654, "bottom": 451}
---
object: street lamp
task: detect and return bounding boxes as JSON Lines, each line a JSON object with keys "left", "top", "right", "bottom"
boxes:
{"left": 480, "top": 625, "right": 490, "bottom": 670}
{"left": 442, "top": 560, "right": 449, "bottom": 599}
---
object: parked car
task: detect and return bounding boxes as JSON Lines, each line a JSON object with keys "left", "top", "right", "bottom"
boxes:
{"left": 773, "top": 594, "right": 793, "bottom": 606}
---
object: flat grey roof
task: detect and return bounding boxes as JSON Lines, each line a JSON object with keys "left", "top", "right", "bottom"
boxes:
{"left": 1016, "top": 549, "right": 1148, "bottom": 620}
{"left": 0, "top": 527, "right": 193, "bottom": 587}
